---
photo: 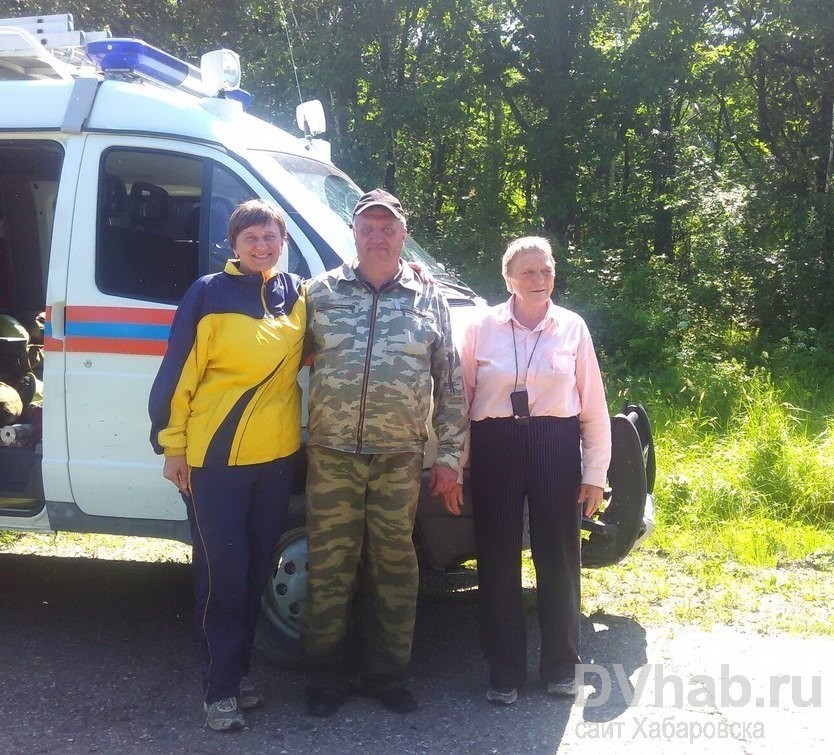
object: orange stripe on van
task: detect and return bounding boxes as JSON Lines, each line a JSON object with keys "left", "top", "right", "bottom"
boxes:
{"left": 66, "top": 306, "right": 175, "bottom": 325}
{"left": 64, "top": 336, "right": 167, "bottom": 356}
{"left": 43, "top": 336, "right": 64, "bottom": 352}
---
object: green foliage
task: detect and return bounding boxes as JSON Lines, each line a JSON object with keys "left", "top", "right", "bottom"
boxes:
{"left": 652, "top": 519, "right": 834, "bottom": 569}
{"left": 655, "top": 368, "right": 834, "bottom": 530}
{"left": 0, "top": 530, "right": 21, "bottom": 546}
{"left": 10, "top": 0, "right": 834, "bottom": 351}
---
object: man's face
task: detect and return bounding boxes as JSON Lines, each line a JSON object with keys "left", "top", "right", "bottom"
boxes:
{"left": 353, "top": 206, "right": 407, "bottom": 269}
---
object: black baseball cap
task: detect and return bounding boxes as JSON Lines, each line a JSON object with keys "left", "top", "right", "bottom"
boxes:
{"left": 352, "top": 189, "right": 405, "bottom": 222}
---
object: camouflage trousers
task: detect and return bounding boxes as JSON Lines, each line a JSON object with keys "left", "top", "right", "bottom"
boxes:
{"left": 302, "top": 445, "right": 423, "bottom": 691}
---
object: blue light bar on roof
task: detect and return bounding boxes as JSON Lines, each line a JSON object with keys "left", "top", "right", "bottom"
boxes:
{"left": 86, "top": 38, "right": 197, "bottom": 89}
{"left": 84, "top": 37, "right": 252, "bottom": 109}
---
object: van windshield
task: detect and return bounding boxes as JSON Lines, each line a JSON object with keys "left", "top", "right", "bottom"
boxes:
{"left": 250, "top": 150, "right": 478, "bottom": 301}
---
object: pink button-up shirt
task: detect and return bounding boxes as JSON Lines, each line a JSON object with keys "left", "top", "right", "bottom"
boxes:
{"left": 459, "top": 297, "right": 612, "bottom": 487}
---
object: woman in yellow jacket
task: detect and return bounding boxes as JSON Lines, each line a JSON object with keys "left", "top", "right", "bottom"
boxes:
{"left": 149, "top": 199, "right": 305, "bottom": 732}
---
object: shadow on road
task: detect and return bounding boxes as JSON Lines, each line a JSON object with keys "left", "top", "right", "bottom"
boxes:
{"left": 579, "top": 611, "right": 649, "bottom": 721}
{"left": 0, "top": 553, "right": 648, "bottom": 754}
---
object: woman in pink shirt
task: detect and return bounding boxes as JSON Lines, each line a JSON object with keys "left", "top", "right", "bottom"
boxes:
{"left": 449, "top": 236, "right": 611, "bottom": 705}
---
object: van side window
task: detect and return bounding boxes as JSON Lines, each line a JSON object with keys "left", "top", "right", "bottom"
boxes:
{"left": 97, "top": 152, "right": 306, "bottom": 301}
{"left": 97, "top": 150, "right": 204, "bottom": 303}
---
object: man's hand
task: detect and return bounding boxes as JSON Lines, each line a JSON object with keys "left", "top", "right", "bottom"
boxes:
{"left": 577, "top": 483, "right": 604, "bottom": 517}
{"left": 406, "top": 260, "right": 435, "bottom": 285}
{"left": 442, "top": 483, "right": 464, "bottom": 516}
{"left": 163, "top": 455, "right": 190, "bottom": 495}
{"left": 430, "top": 462, "right": 457, "bottom": 496}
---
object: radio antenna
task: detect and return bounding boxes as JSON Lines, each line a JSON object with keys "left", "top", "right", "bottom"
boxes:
{"left": 278, "top": 0, "right": 305, "bottom": 111}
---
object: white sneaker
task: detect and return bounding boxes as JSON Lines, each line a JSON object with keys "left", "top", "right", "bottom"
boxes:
{"left": 204, "top": 696, "right": 245, "bottom": 732}
{"left": 486, "top": 687, "right": 518, "bottom": 705}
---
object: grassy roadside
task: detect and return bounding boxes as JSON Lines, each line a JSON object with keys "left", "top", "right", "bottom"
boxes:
{"left": 577, "top": 516, "right": 834, "bottom": 638}
{"left": 0, "top": 530, "right": 190, "bottom": 563}
{"left": 577, "top": 366, "right": 834, "bottom": 638}
{"left": 579, "top": 544, "right": 834, "bottom": 638}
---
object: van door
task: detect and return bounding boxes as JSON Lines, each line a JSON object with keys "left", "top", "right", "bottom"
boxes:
{"left": 63, "top": 136, "right": 293, "bottom": 524}
{"left": 0, "top": 136, "right": 77, "bottom": 527}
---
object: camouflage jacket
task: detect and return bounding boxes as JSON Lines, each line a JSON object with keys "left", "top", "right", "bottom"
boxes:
{"left": 305, "top": 260, "right": 466, "bottom": 469}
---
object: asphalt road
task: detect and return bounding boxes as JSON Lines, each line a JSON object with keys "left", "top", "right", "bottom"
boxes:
{"left": 0, "top": 553, "right": 830, "bottom": 754}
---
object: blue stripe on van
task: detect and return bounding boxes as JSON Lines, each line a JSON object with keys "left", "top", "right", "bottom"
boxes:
{"left": 65, "top": 321, "right": 171, "bottom": 341}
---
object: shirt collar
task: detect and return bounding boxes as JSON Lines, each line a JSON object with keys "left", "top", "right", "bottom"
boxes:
{"left": 497, "top": 295, "right": 559, "bottom": 330}
{"left": 223, "top": 259, "right": 280, "bottom": 281}
{"left": 336, "top": 258, "right": 421, "bottom": 292}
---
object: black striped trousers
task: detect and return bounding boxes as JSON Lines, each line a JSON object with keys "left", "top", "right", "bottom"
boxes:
{"left": 470, "top": 415, "right": 582, "bottom": 690}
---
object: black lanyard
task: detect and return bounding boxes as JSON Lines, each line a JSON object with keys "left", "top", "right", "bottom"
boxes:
{"left": 511, "top": 320, "right": 543, "bottom": 393}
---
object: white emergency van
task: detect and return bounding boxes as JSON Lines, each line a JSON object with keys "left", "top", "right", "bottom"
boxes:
{"left": 0, "top": 14, "right": 654, "bottom": 665}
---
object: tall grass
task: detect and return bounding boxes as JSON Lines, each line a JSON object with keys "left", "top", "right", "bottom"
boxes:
{"left": 633, "top": 358, "right": 834, "bottom": 566}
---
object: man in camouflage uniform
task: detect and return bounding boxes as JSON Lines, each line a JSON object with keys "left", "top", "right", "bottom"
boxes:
{"left": 303, "top": 189, "right": 465, "bottom": 716}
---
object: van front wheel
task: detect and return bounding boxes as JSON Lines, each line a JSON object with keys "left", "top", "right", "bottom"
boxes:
{"left": 255, "top": 526, "right": 309, "bottom": 667}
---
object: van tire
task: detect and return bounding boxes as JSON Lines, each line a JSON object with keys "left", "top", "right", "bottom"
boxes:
{"left": 255, "top": 525, "right": 309, "bottom": 668}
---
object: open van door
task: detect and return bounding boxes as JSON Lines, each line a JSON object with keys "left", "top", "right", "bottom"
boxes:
{"left": 0, "top": 137, "right": 76, "bottom": 528}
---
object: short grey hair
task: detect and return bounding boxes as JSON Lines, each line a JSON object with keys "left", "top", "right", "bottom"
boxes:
{"left": 501, "top": 236, "right": 555, "bottom": 291}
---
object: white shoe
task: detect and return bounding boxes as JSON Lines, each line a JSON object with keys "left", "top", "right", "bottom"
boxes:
{"left": 204, "top": 696, "right": 245, "bottom": 732}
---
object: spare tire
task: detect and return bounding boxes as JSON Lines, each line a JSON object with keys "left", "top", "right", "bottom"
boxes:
{"left": 581, "top": 405, "right": 653, "bottom": 567}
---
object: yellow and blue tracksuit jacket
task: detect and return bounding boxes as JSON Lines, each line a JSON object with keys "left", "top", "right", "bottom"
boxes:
{"left": 149, "top": 259, "right": 306, "bottom": 467}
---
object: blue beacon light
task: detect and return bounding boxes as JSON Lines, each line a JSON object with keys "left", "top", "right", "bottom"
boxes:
{"left": 85, "top": 38, "right": 251, "bottom": 108}
{"left": 86, "top": 39, "right": 194, "bottom": 89}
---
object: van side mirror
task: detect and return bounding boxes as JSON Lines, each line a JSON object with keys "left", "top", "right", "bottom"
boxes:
{"left": 200, "top": 49, "right": 241, "bottom": 93}
{"left": 296, "top": 100, "right": 326, "bottom": 137}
